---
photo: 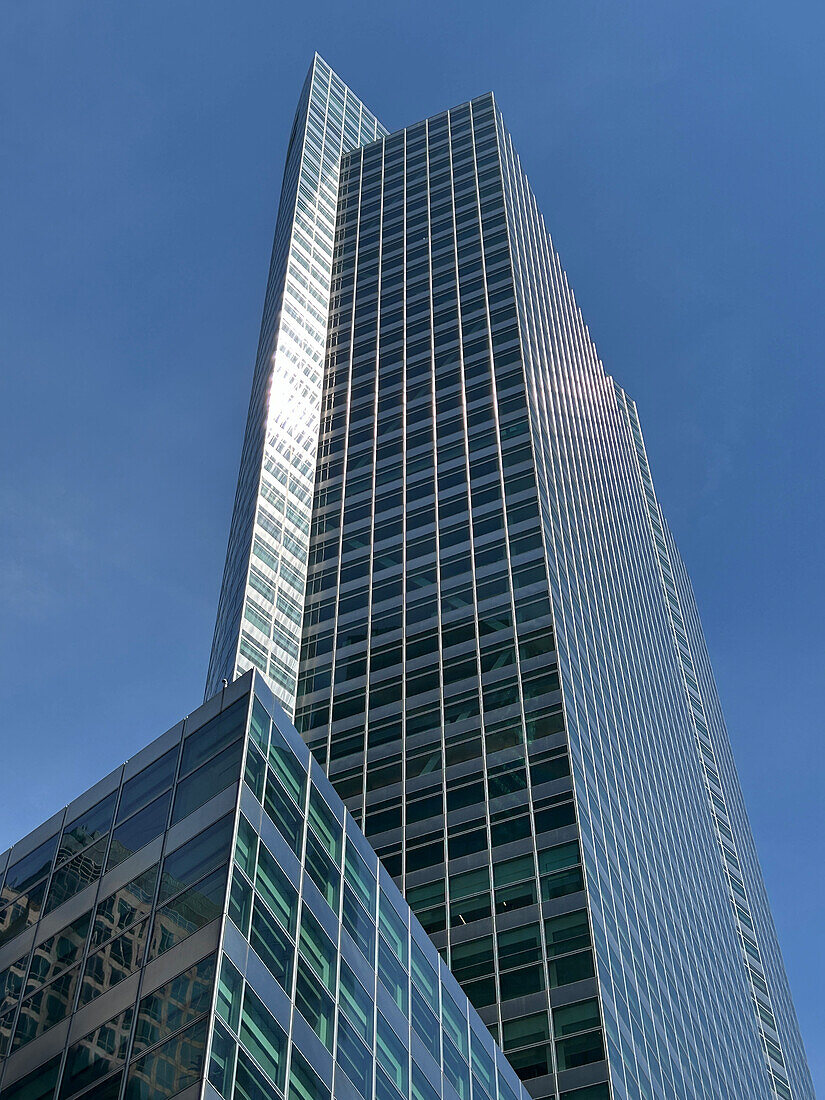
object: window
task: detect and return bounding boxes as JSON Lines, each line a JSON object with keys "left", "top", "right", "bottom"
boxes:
{"left": 289, "top": 1048, "right": 330, "bottom": 1100}
{"left": 92, "top": 865, "right": 157, "bottom": 948}
{"left": 250, "top": 898, "right": 293, "bottom": 990}
{"left": 58, "top": 792, "right": 117, "bottom": 863}
{"left": 80, "top": 920, "right": 148, "bottom": 1005}
{"left": 160, "top": 814, "right": 233, "bottom": 901}
{"left": 133, "top": 954, "right": 215, "bottom": 1054}
{"left": 60, "top": 1006, "right": 133, "bottom": 1099}
{"left": 239, "top": 985, "right": 287, "bottom": 1090}
{"left": 116, "top": 749, "right": 177, "bottom": 824}
{"left": 299, "top": 905, "right": 336, "bottom": 992}
{"left": 148, "top": 865, "right": 227, "bottom": 961}
{"left": 125, "top": 1017, "right": 208, "bottom": 1100}
{"left": 107, "top": 792, "right": 172, "bottom": 872}
{"left": 25, "top": 911, "right": 89, "bottom": 996}
{"left": 171, "top": 740, "right": 243, "bottom": 825}
{"left": 256, "top": 845, "right": 298, "bottom": 936}
{"left": 181, "top": 697, "right": 247, "bottom": 776}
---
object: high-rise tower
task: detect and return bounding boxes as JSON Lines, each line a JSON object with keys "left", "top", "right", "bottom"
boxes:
{"left": 207, "top": 58, "right": 814, "bottom": 1100}
{"left": 206, "top": 55, "right": 387, "bottom": 715}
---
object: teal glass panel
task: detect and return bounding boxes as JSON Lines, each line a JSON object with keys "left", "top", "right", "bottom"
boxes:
{"left": 239, "top": 985, "right": 287, "bottom": 1090}
{"left": 208, "top": 1019, "right": 236, "bottom": 1098}
{"left": 256, "top": 845, "right": 298, "bottom": 935}
{"left": 249, "top": 899, "right": 293, "bottom": 990}
{"left": 216, "top": 954, "right": 243, "bottom": 1032}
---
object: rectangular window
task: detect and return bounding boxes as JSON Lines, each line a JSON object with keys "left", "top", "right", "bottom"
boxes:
{"left": 125, "top": 1017, "right": 208, "bottom": 1100}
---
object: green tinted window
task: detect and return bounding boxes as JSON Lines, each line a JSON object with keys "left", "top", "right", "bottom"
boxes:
{"left": 239, "top": 985, "right": 287, "bottom": 1089}
{"left": 379, "top": 891, "right": 408, "bottom": 963}
{"left": 234, "top": 815, "right": 258, "bottom": 878}
{"left": 268, "top": 725, "right": 306, "bottom": 805}
{"left": 296, "top": 958, "right": 335, "bottom": 1050}
{"left": 339, "top": 960, "right": 373, "bottom": 1044}
{"left": 216, "top": 954, "right": 243, "bottom": 1031}
{"left": 308, "top": 786, "right": 342, "bottom": 861}
{"left": 299, "top": 906, "right": 336, "bottom": 992}
{"left": 289, "top": 1048, "right": 330, "bottom": 1100}
{"left": 263, "top": 774, "right": 303, "bottom": 855}
{"left": 344, "top": 841, "right": 375, "bottom": 910}
{"left": 377, "top": 1012, "right": 408, "bottom": 1095}
{"left": 250, "top": 899, "right": 293, "bottom": 990}
{"left": 256, "top": 845, "right": 298, "bottom": 936}
{"left": 545, "top": 909, "right": 591, "bottom": 957}
{"left": 553, "top": 998, "right": 601, "bottom": 1037}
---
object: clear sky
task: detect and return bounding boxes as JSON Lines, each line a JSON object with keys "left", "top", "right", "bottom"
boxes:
{"left": 1, "top": 0, "right": 822, "bottom": 1085}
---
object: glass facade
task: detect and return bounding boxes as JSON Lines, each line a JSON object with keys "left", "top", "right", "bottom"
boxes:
{"left": 0, "top": 672, "right": 531, "bottom": 1100}
{"left": 105, "top": 53, "right": 810, "bottom": 1100}
{"left": 273, "top": 75, "right": 812, "bottom": 1100}
{"left": 206, "top": 54, "right": 387, "bottom": 714}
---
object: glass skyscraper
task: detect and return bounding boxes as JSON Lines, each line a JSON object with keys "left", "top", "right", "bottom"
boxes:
{"left": 204, "top": 56, "right": 814, "bottom": 1100}
{"left": 0, "top": 671, "right": 531, "bottom": 1100}
{"left": 3, "top": 52, "right": 813, "bottom": 1100}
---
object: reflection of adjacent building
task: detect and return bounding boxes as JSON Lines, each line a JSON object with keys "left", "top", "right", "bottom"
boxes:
{"left": 0, "top": 686, "right": 247, "bottom": 1099}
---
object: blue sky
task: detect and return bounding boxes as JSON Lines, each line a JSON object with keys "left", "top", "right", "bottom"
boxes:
{"left": 1, "top": 0, "right": 822, "bottom": 1084}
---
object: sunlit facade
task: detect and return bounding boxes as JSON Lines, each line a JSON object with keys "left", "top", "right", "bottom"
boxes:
{"left": 206, "top": 55, "right": 387, "bottom": 715}
{"left": 206, "top": 59, "right": 813, "bottom": 1100}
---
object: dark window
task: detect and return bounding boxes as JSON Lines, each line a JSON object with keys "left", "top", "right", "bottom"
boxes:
{"left": 58, "top": 793, "right": 117, "bottom": 864}
{"left": 107, "top": 792, "right": 172, "bottom": 872}
{"left": 181, "top": 697, "right": 247, "bottom": 776}
{"left": 171, "top": 741, "right": 243, "bottom": 826}
{"left": 59, "top": 1006, "right": 132, "bottom": 1099}
{"left": 148, "top": 865, "right": 227, "bottom": 961}
{"left": 116, "top": 749, "right": 177, "bottom": 824}
{"left": 132, "top": 954, "right": 215, "bottom": 1055}
{"left": 159, "top": 815, "right": 234, "bottom": 902}
{"left": 125, "top": 1017, "right": 208, "bottom": 1100}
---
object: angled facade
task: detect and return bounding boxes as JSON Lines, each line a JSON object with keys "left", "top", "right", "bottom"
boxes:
{"left": 204, "top": 57, "right": 814, "bottom": 1100}
{"left": 206, "top": 55, "right": 387, "bottom": 715}
{"left": 0, "top": 672, "right": 532, "bottom": 1100}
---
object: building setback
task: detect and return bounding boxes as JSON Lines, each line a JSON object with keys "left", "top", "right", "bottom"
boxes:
{"left": 0, "top": 671, "right": 532, "bottom": 1100}
{"left": 205, "top": 55, "right": 813, "bottom": 1100}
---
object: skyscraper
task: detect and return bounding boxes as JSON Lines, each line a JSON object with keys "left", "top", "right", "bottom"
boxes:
{"left": 204, "top": 56, "right": 814, "bottom": 1100}
{"left": 0, "top": 672, "right": 532, "bottom": 1100}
